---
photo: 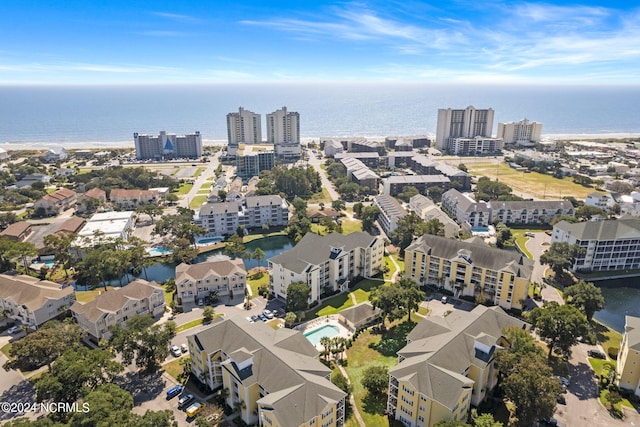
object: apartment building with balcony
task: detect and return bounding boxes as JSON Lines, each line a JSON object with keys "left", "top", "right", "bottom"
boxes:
{"left": 409, "top": 195, "right": 460, "bottom": 239}
{"left": 0, "top": 274, "right": 75, "bottom": 329}
{"left": 552, "top": 218, "right": 640, "bottom": 273}
{"left": 34, "top": 188, "right": 77, "bottom": 216}
{"left": 373, "top": 195, "right": 407, "bottom": 235}
{"left": 109, "top": 188, "right": 160, "bottom": 210}
{"left": 195, "top": 195, "right": 289, "bottom": 237}
{"left": 268, "top": 232, "right": 384, "bottom": 303}
{"left": 70, "top": 279, "right": 165, "bottom": 342}
{"left": 387, "top": 305, "right": 528, "bottom": 427}
{"left": 617, "top": 315, "right": 640, "bottom": 396}
{"left": 488, "top": 200, "right": 574, "bottom": 225}
{"left": 404, "top": 234, "right": 532, "bottom": 310}
{"left": 187, "top": 316, "right": 346, "bottom": 426}
{"left": 176, "top": 259, "right": 246, "bottom": 306}
{"left": 383, "top": 175, "right": 451, "bottom": 198}
{"left": 441, "top": 189, "right": 490, "bottom": 230}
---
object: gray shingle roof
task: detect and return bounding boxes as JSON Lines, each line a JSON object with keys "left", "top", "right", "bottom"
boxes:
{"left": 554, "top": 218, "right": 640, "bottom": 241}
{"left": 406, "top": 234, "right": 533, "bottom": 279}
{"left": 391, "top": 305, "right": 527, "bottom": 408}
{"left": 268, "top": 231, "right": 379, "bottom": 274}
{"left": 176, "top": 259, "right": 246, "bottom": 282}
{"left": 0, "top": 274, "right": 74, "bottom": 312}
{"left": 189, "top": 316, "right": 345, "bottom": 425}
{"left": 199, "top": 201, "right": 241, "bottom": 215}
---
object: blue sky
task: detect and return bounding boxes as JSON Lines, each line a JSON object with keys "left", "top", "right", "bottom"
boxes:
{"left": 1, "top": 0, "right": 639, "bottom": 84}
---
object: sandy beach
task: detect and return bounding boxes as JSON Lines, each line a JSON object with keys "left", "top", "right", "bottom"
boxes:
{"left": 1, "top": 133, "right": 640, "bottom": 152}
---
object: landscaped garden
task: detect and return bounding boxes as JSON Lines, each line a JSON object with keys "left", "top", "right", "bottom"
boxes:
{"left": 310, "top": 278, "right": 384, "bottom": 318}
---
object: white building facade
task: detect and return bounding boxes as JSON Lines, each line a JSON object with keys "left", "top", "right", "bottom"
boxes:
{"left": 227, "top": 107, "right": 262, "bottom": 146}
{"left": 436, "top": 106, "right": 495, "bottom": 153}
{"left": 496, "top": 119, "right": 543, "bottom": 145}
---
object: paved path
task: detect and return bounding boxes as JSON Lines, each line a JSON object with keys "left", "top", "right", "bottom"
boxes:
{"left": 524, "top": 231, "right": 564, "bottom": 305}
{"left": 307, "top": 149, "right": 339, "bottom": 201}
{"left": 336, "top": 364, "right": 365, "bottom": 427}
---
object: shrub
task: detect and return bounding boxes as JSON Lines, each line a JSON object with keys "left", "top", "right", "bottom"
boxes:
{"left": 608, "top": 347, "right": 619, "bottom": 360}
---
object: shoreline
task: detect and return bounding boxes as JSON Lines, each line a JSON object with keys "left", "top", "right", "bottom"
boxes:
{"left": 2, "top": 133, "right": 640, "bottom": 152}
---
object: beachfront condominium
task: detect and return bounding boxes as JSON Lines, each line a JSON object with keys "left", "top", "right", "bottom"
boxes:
{"left": 267, "top": 106, "right": 301, "bottom": 160}
{"left": 187, "top": 316, "right": 346, "bottom": 426}
{"left": 435, "top": 106, "right": 498, "bottom": 155}
{"left": 268, "top": 231, "right": 384, "bottom": 303}
{"left": 227, "top": 107, "right": 262, "bottom": 155}
{"left": 134, "top": 130, "right": 202, "bottom": 160}
{"left": 387, "top": 305, "right": 528, "bottom": 427}
{"left": 551, "top": 218, "right": 640, "bottom": 273}
{"left": 496, "top": 118, "right": 543, "bottom": 147}
{"left": 404, "top": 234, "right": 532, "bottom": 310}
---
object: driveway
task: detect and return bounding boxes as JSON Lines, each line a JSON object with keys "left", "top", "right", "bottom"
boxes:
{"left": 525, "top": 231, "right": 563, "bottom": 305}
{"left": 307, "top": 149, "right": 339, "bottom": 201}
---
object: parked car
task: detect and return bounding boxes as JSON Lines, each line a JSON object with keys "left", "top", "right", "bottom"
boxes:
{"left": 7, "top": 326, "right": 19, "bottom": 334}
{"left": 263, "top": 310, "right": 274, "bottom": 319}
{"left": 258, "top": 314, "right": 267, "bottom": 321}
{"left": 441, "top": 296, "right": 448, "bottom": 304}
{"left": 166, "top": 385, "right": 183, "bottom": 399}
{"left": 177, "top": 394, "right": 195, "bottom": 409}
{"left": 181, "top": 343, "right": 188, "bottom": 353}
{"left": 588, "top": 349, "right": 606, "bottom": 359}
{"left": 198, "top": 298, "right": 204, "bottom": 306}
{"left": 524, "top": 232, "right": 535, "bottom": 237}
{"left": 246, "top": 316, "right": 254, "bottom": 323}
{"left": 170, "top": 345, "right": 182, "bottom": 357}
{"left": 251, "top": 315, "right": 259, "bottom": 322}
{"left": 186, "top": 402, "right": 205, "bottom": 418}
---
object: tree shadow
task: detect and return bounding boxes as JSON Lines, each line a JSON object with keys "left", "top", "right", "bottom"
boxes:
{"left": 370, "top": 320, "right": 415, "bottom": 357}
{"left": 362, "top": 391, "right": 387, "bottom": 415}
{"left": 115, "top": 370, "right": 165, "bottom": 405}
{"left": 0, "top": 379, "right": 37, "bottom": 422}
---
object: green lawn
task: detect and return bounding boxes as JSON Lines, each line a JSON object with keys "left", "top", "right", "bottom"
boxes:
{"left": 467, "top": 162, "right": 597, "bottom": 200}
{"left": 247, "top": 273, "right": 269, "bottom": 298}
{"left": 189, "top": 195, "right": 207, "bottom": 209}
{"left": 164, "top": 289, "right": 174, "bottom": 306}
{"left": 196, "top": 190, "right": 210, "bottom": 195}
{"left": 1, "top": 343, "right": 12, "bottom": 359}
{"left": 193, "top": 167, "right": 204, "bottom": 178}
{"left": 175, "top": 183, "right": 193, "bottom": 195}
{"left": 163, "top": 357, "right": 187, "bottom": 382}
{"left": 199, "top": 183, "right": 211, "bottom": 189}
{"left": 344, "top": 320, "right": 415, "bottom": 427}
{"left": 391, "top": 254, "right": 404, "bottom": 273}
{"left": 383, "top": 255, "right": 398, "bottom": 281}
{"left": 341, "top": 218, "right": 362, "bottom": 234}
{"left": 75, "top": 287, "right": 116, "bottom": 303}
{"left": 243, "top": 230, "right": 288, "bottom": 243}
{"left": 308, "top": 187, "right": 332, "bottom": 204}
{"left": 594, "top": 322, "right": 622, "bottom": 356}
{"left": 310, "top": 279, "right": 382, "bottom": 318}
{"left": 176, "top": 318, "right": 204, "bottom": 333}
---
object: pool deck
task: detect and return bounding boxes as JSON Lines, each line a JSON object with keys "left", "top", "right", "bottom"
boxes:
{"left": 297, "top": 315, "right": 353, "bottom": 351}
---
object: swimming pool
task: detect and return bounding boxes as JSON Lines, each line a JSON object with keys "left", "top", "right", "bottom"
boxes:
{"left": 146, "top": 247, "right": 174, "bottom": 257}
{"left": 304, "top": 324, "right": 341, "bottom": 346}
{"left": 196, "top": 236, "right": 224, "bottom": 245}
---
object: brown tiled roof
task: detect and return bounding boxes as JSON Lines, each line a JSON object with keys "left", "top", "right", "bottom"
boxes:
{"left": 84, "top": 188, "right": 106, "bottom": 200}
{"left": 110, "top": 188, "right": 158, "bottom": 200}
{"left": 0, "top": 221, "right": 32, "bottom": 238}
{"left": 41, "top": 188, "right": 77, "bottom": 203}
{"left": 56, "top": 216, "right": 86, "bottom": 234}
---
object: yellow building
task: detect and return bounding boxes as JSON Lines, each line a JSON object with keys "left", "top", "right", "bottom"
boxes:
{"left": 404, "top": 234, "right": 532, "bottom": 310}
{"left": 188, "top": 316, "right": 346, "bottom": 426}
{"left": 388, "top": 306, "right": 528, "bottom": 427}
{"left": 617, "top": 315, "right": 640, "bottom": 395}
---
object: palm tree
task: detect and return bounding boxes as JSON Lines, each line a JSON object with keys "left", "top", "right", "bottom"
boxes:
{"left": 319, "top": 336, "right": 331, "bottom": 360}
{"left": 252, "top": 247, "right": 265, "bottom": 269}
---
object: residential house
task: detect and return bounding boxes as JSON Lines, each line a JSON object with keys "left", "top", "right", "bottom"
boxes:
{"left": 388, "top": 305, "right": 528, "bottom": 427}
{"left": 70, "top": 279, "right": 165, "bottom": 342}
{"left": 76, "top": 188, "right": 107, "bottom": 213}
{"left": 43, "top": 146, "right": 69, "bottom": 163}
{"left": 373, "top": 195, "right": 407, "bottom": 236}
{"left": 552, "top": 218, "right": 640, "bottom": 273}
{"left": 0, "top": 274, "right": 75, "bottom": 329}
{"left": 268, "top": 232, "right": 384, "bottom": 303}
{"left": 109, "top": 188, "right": 159, "bottom": 209}
{"left": 187, "top": 316, "right": 346, "bottom": 426}
{"left": 617, "top": 315, "right": 640, "bottom": 396}
{"left": 0, "top": 221, "right": 32, "bottom": 241}
{"left": 441, "top": 189, "right": 490, "bottom": 230}
{"left": 409, "top": 195, "right": 460, "bottom": 238}
{"left": 404, "top": 234, "right": 532, "bottom": 310}
{"left": 34, "top": 188, "right": 77, "bottom": 216}
{"left": 15, "top": 173, "right": 51, "bottom": 189}
{"left": 308, "top": 208, "right": 341, "bottom": 223}
{"left": 175, "top": 259, "right": 246, "bottom": 306}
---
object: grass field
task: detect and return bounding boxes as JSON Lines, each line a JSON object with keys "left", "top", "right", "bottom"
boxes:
{"left": 341, "top": 218, "right": 363, "bottom": 234}
{"left": 344, "top": 319, "right": 416, "bottom": 427}
{"left": 196, "top": 190, "right": 210, "bottom": 195}
{"left": 189, "top": 195, "right": 207, "bottom": 209}
{"left": 467, "top": 162, "right": 596, "bottom": 199}
{"left": 175, "top": 183, "right": 193, "bottom": 195}
{"left": 308, "top": 187, "right": 332, "bottom": 204}
{"left": 247, "top": 272, "right": 269, "bottom": 298}
{"left": 200, "top": 183, "right": 211, "bottom": 189}
{"left": 594, "top": 322, "right": 622, "bottom": 355}
{"left": 311, "top": 279, "right": 382, "bottom": 318}
{"left": 163, "top": 357, "right": 187, "bottom": 382}
{"left": 75, "top": 287, "right": 116, "bottom": 302}
{"left": 193, "top": 167, "right": 204, "bottom": 178}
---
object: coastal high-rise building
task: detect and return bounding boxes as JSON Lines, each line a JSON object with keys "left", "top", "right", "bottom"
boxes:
{"left": 267, "top": 106, "right": 301, "bottom": 159}
{"left": 497, "top": 118, "right": 543, "bottom": 146}
{"left": 226, "top": 107, "right": 262, "bottom": 150}
{"left": 436, "top": 106, "right": 496, "bottom": 154}
{"left": 134, "top": 131, "right": 202, "bottom": 160}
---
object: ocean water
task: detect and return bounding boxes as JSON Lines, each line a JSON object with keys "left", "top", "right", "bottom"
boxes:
{"left": 1, "top": 83, "right": 640, "bottom": 147}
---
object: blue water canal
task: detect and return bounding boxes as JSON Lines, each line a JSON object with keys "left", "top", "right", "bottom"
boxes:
{"left": 74, "top": 235, "right": 293, "bottom": 291}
